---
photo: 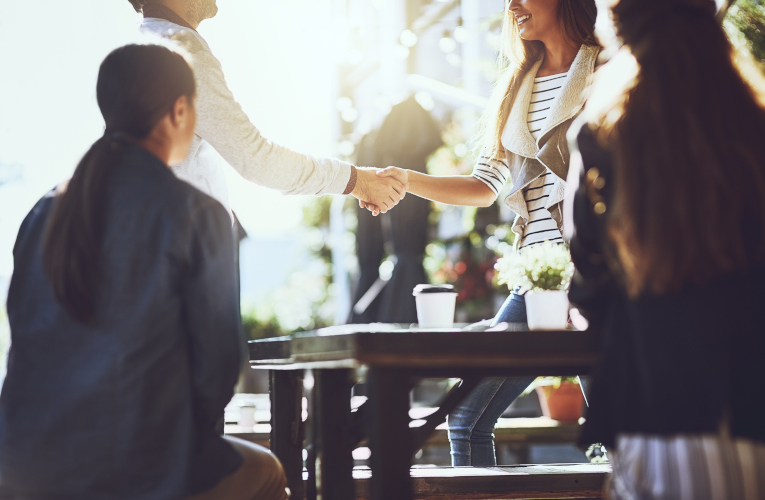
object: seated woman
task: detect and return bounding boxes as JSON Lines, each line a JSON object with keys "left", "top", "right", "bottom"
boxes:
{"left": 0, "top": 44, "right": 288, "bottom": 500}
{"left": 568, "top": 0, "right": 765, "bottom": 497}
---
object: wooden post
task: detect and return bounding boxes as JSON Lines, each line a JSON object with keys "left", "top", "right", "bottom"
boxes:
{"left": 367, "top": 367, "right": 413, "bottom": 500}
{"left": 313, "top": 369, "right": 355, "bottom": 500}
{"left": 269, "top": 370, "right": 305, "bottom": 500}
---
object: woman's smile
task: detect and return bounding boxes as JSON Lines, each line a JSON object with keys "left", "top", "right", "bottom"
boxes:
{"left": 517, "top": 14, "right": 532, "bottom": 26}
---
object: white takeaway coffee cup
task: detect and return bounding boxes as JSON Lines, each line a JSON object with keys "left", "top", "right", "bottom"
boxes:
{"left": 413, "top": 284, "right": 458, "bottom": 328}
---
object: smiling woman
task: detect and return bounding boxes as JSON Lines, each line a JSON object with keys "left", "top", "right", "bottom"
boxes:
{"left": 483, "top": 0, "right": 599, "bottom": 153}
{"left": 367, "top": 0, "right": 600, "bottom": 467}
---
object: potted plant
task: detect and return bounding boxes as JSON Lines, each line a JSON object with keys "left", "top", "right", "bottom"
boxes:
{"left": 532, "top": 377, "right": 584, "bottom": 422}
{"left": 495, "top": 241, "right": 574, "bottom": 330}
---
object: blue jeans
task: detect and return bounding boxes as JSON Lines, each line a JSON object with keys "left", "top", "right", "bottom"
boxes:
{"left": 447, "top": 292, "right": 591, "bottom": 466}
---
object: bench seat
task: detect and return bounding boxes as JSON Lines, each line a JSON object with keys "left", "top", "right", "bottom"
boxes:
{"left": 225, "top": 416, "right": 580, "bottom": 449}
{"left": 352, "top": 464, "right": 609, "bottom": 500}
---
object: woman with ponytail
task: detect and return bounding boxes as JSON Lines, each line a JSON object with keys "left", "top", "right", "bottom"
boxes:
{"left": 1, "top": 44, "right": 287, "bottom": 499}
{"left": 568, "top": 0, "right": 765, "bottom": 496}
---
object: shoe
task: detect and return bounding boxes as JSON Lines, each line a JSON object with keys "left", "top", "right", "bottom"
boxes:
{"left": 585, "top": 443, "right": 608, "bottom": 463}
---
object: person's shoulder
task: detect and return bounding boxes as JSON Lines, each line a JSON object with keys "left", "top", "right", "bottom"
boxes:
{"left": 139, "top": 19, "right": 208, "bottom": 55}
{"left": 131, "top": 169, "right": 230, "bottom": 244}
{"left": 22, "top": 189, "right": 58, "bottom": 229}
{"left": 113, "top": 146, "right": 217, "bottom": 222}
{"left": 13, "top": 188, "right": 59, "bottom": 256}
{"left": 167, "top": 176, "right": 230, "bottom": 229}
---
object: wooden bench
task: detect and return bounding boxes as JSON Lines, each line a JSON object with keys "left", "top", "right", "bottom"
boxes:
{"left": 225, "top": 416, "right": 580, "bottom": 451}
{"left": 352, "top": 464, "right": 608, "bottom": 500}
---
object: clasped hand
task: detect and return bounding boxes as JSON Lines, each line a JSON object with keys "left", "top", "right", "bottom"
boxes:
{"left": 351, "top": 167, "right": 409, "bottom": 216}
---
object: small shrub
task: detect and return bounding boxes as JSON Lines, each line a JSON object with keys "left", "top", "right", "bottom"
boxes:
{"left": 495, "top": 242, "right": 574, "bottom": 293}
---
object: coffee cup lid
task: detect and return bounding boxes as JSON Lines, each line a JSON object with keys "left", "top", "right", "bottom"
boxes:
{"left": 413, "top": 284, "right": 456, "bottom": 295}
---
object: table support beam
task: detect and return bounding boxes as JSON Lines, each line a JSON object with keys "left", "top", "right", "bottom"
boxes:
{"left": 312, "top": 369, "right": 355, "bottom": 500}
{"left": 367, "top": 367, "right": 413, "bottom": 500}
{"left": 410, "top": 377, "right": 483, "bottom": 456}
{"left": 269, "top": 370, "right": 305, "bottom": 500}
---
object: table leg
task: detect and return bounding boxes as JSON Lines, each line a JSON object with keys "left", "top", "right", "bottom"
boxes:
{"left": 303, "top": 371, "right": 317, "bottom": 500}
{"left": 312, "top": 369, "right": 354, "bottom": 500}
{"left": 367, "top": 367, "right": 413, "bottom": 500}
{"left": 269, "top": 370, "right": 305, "bottom": 500}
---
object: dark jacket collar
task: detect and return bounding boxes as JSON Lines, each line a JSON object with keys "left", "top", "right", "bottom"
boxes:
{"left": 142, "top": 4, "right": 196, "bottom": 32}
{"left": 117, "top": 144, "right": 176, "bottom": 181}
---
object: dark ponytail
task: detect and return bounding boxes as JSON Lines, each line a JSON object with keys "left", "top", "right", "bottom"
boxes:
{"left": 43, "top": 44, "right": 195, "bottom": 323}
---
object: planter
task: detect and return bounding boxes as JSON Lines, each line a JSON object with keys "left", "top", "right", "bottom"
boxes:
{"left": 536, "top": 381, "right": 584, "bottom": 422}
{"left": 525, "top": 290, "right": 569, "bottom": 330}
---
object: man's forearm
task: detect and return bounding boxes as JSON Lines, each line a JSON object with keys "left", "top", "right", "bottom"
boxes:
{"left": 193, "top": 50, "right": 353, "bottom": 196}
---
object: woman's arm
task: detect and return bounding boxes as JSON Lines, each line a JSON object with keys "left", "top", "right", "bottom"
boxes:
{"left": 374, "top": 168, "right": 499, "bottom": 208}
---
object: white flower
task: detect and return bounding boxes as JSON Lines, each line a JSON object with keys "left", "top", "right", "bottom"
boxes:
{"left": 495, "top": 241, "right": 574, "bottom": 293}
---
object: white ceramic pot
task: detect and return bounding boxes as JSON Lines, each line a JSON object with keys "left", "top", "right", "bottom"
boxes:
{"left": 525, "top": 290, "right": 569, "bottom": 330}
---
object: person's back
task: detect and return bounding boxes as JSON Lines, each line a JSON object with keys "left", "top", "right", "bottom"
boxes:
{"left": 0, "top": 44, "right": 287, "bottom": 500}
{"left": 2, "top": 144, "right": 241, "bottom": 498}
{"left": 568, "top": 0, "right": 765, "bottom": 497}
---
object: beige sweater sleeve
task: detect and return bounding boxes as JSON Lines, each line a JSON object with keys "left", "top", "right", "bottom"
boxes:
{"left": 179, "top": 29, "right": 353, "bottom": 196}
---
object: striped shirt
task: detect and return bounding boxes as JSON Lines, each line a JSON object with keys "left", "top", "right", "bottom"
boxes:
{"left": 518, "top": 73, "right": 568, "bottom": 251}
{"left": 527, "top": 72, "right": 567, "bottom": 140}
{"left": 518, "top": 171, "right": 562, "bottom": 250}
{"left": 610, "top": 434, "right": 765, "bottom": 500}
{"left": 471, "top": 155, "right": 510, "bottom": 197}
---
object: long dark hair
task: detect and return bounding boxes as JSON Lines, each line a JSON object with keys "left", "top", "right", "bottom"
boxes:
{"left": 482, "top": 0, "right": 598, "bottom": 156}
{"left": 43, "top": 44, "right": 195, "bottom": 323}
{"left": 594, "top": 0, "right": 765, "bottom": 296}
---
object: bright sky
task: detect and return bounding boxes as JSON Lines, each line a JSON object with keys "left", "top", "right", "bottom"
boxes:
{"left": 0, "top": 0, "right": 342, "bottom": 299}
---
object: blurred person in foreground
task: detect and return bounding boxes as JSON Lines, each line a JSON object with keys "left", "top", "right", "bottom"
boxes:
{"left": 0, "top": 44, "right": 287, "bottom": 500}
{"left": 126, "top": 0, "right": 405, "bottom": 216}
{"left": 366, "top": 0, "right": 601, "bottom": 466}
{"left": 567, "top": 0, "right": 765, "bottom": 497}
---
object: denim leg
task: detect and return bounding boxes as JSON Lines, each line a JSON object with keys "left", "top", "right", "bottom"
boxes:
{"left": 448, "top": 291, "right": 535, "bottom": 466}
{"left": 448, "top": 377, "right": 535, "bottom": 466}
{"left": 491, "top": 290, "right": 528, "bottom": 326}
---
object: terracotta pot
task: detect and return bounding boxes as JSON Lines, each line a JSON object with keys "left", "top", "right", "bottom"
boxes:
{"left": 536, "top": 381, "right": 584, "bottom": 422}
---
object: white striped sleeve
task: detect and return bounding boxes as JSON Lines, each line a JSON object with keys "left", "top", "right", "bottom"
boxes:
{"left": 471, "top": 154, "right": 511, "bottom": 196}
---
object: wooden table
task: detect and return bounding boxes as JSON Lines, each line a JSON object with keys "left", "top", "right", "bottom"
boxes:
{"left": 249, "top": 323, "right": 599, "bottom": 500}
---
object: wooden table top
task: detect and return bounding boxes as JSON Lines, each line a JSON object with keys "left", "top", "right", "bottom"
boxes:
{"left": 248, "top": 324, "right": 599, "bottom": 374}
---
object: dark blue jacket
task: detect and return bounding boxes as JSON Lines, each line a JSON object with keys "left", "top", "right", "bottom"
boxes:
{"left": 1, "top": 145, "right": 244, "bottom": 499}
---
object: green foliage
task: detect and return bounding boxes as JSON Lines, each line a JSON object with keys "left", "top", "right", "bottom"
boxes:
{"left": 522, "top": 376, "right": 580, "bottom": 396}
{"left": 495, "top": 241, "right": 574, "bottom": 293}
{"left": 241, "top": 310, "right": 286, "bottom": 341}
{"left": 534, "top": 376, "right": 580, "bottom": 389}
{"left": 726, "top": 0, "right": 765, "bottom": 70}
{"left": 302, "top": 195, "right": 333, "bottom": 229}
{"left": 240, "top": 264, "right": 335, "bottom": 341}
